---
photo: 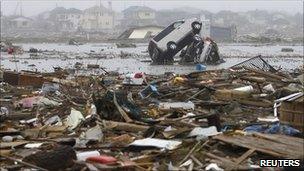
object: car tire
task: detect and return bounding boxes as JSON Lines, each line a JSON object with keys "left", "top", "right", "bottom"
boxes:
{"left": 151, "top": 48, "right": 160, "bottom": 62}
{"left": 193, "top": 34, "right": 202, "bottom": 43}
{"left": 191, "top": 21, "right": 201, "bottom": 32}
{"left": 167, "top": 41, "right": 177, "bottom": 51}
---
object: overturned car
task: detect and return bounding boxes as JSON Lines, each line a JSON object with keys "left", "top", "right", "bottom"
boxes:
{"left": 179, "top": 37, "right": 224, "bottom": 65}
{"left": 148, "top": 18, "right": 224, "bottom": 65}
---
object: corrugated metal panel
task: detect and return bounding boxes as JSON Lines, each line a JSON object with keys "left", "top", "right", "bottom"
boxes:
{"left": 231, "top": 55, "right": 277, "bottom": 72}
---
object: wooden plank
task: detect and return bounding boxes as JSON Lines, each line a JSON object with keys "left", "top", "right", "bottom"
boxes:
{"left": 244, "top": 67, "right": 287, "bottom": 80}
{"left": 227, "top": 149, "right": 255, "bottom": 170}
{"left": 190, "top": 155, "right": 203, "bottom": 167}
{"left": 205, "top": 153, "right": 250, "bottom": 170}
{"left": 100, "top": 120, "right": 149, "bottom": 132}
{"left": 0, "top": 155, "right": 48, "bottom": 171}
{"left": 186, "top": 88, "right": 206, "bottom": 101}
{"left": 236, "top": 99, "right": 272, "bottom": 107}
{"left": 214, "top": 135, "right": 281, "bottom": 157}
{"left": 240, "top": 76, "right": 266, "bottom": 83}
{"left": 113, "top": 92, "right": 133, "bottom": 123}
{"left": 252, "top": 132, "right": 304, "bottom": 147}
{"left": 0, "top": 141, "right": 28, "bottom": 149}
{"left": 179, "top": 141, "right": 201, "bottom": 165}
{"left": 213, "top": 134, "right": 304, "bottom": 159}
{"left": 235, "top": 149, "right": 255, "bottom": 164}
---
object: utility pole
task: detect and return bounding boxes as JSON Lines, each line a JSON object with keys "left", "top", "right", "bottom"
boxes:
{"left": 108, "top": 1, "right": 112, "bottom": 10}
{"left": 20, "top": 1, "right": 22, "bottom": 16}
{"left": 14, "top": 2, "right": 19, "bottom": 16}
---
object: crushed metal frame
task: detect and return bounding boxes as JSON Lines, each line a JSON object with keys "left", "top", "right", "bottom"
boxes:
{"left": 231, "top": 55, "right": 277, "bottom": 72}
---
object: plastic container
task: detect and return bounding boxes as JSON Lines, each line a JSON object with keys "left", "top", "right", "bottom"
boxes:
{"left": 77, "top": 151, "right": 100, "bottom": 161}
{"left": 234, "top": 85, "right": 254, "bottom": 93}
{"left": 196, "top": 64, "right": 206, "bottom": 71}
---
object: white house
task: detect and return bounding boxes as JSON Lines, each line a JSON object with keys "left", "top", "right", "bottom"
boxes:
{"left": 122, "top": 6, "right": 157, "bottom": 27}
{"left": 81, "top": 5, "right": 114, "bottom": 31}
{"left": 10, "top": 16, "right": 33, "bottom": 29}
{"left": 50, "top": 7, "right": 83, "bottom": 31}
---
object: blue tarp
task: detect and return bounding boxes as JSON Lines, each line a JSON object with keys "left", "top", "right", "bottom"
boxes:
{"left": 244, "top": 122, "right": 300, "bottom": 136}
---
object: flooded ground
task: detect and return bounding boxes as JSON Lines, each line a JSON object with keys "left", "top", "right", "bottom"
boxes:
{"left": 1, "top": 43, "right": 303, "bottom": 75}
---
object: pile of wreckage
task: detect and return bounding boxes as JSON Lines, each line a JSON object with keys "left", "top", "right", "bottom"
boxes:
{"left": 0, "top": 56, "right": 303, "bottom": 170}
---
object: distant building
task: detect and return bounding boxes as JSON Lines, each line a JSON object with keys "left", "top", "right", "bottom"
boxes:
{"left": 122, "top": 6, "right": 157, "bottom": 27}
{"left": 50, "top": 7, "right": 82, "bottom": 31}
{"left": 33, "top": 11, "right": 53, "bottom": 30}
{"left": 210, "top": 25, "right": 237, "bottom": 42}
{"left": 81, "top": 5, "right": 115, "bottom": 31}
{"left": 113, "top": 12, "right": 124, "bottom": 28}
{"left": 200, "top": 15, "right": 211, "bottom": 37}
{"left": 12, "top": 17, "right": 33, "bottom": 28}
{"left": 0, "top": 16, "right": 9, "bottom": 31}
{"left": 4, "top": 16, "right": 33, "bottom": 30}
{"left": 118, "top": 25, "right": 164, "bottom": 40}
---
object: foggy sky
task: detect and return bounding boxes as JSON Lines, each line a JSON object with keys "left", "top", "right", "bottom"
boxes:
{"left": 1, "top": 0, "right": 303, "bottom": 17}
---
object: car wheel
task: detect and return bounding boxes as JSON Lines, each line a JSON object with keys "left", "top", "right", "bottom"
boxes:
{"left": 193, "top": 34, "right": 202, "bottom": 43}
{"left": 151, "top": 48, "right": 160, "bottom": 61}
{"left": 191, "top": 21, "right": 201, "bottom": 32}
{"left": 167, "top": 41, "right": 177, "bottom": 51}
{"left": 166, "top": 57, "right": 174, "bottom": 64}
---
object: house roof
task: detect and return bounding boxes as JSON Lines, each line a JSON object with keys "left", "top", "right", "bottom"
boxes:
{"left": 84, "top": 5, "right": 113, "bottom": 14}
{"left": 130, "top": 25, "right": 164, "bottom": 30}
{"left": 51, "top": 7, "right": 82, "bottom": 14}
{"left": 67, "top": 8, "right": 83, "bottom": 14}
{"left": 123, "top": 6, "right": 155, "bottom": 13}
{"left": 11, "top": 16, "right": 33, "bottom": 21}
{"left": 51, "top": 7, "right": 66, "bottom": 14}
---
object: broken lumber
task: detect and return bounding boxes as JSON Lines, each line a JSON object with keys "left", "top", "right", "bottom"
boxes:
{"left": 100, "top": 120, "right": 149, "bottom": 132}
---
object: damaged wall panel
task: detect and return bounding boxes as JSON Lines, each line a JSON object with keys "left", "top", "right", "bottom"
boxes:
{"left": 279, "top": 95, "right": 304, "bottom": 133}
{"left": 3, "top": 71, "right": 45, "bottom": 87}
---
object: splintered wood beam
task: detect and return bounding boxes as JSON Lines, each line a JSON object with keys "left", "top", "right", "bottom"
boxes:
{"left": 235, "top": 148, "right": 255, "bottom": 164}
{"left": 227, "top": 148, "right": 255, "bottom": 170}
{"left": 0, "top": 155, "right": 48, "bottom": 171}
{"left": 205, "top": 152, "right": 251, "bottom": 170}
{"left": 99, "top": 120, "right": 149, "bottom": 132}
{"left": 213, "top": 134, "right": 303, "bottom": 159}
{"left": 113, "top": 92, "right": 133, "bottom": 123}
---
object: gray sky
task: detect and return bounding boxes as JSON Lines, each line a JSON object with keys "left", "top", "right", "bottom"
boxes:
{"left": 1, "top": 0, "right": 303, "bottom": 17}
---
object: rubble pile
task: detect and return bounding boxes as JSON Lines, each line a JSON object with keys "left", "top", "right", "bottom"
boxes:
{"left": 0, "top": 61, "right": 303, "bottom": 170}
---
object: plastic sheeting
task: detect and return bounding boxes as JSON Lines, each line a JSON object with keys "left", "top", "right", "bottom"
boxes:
{"left": 244, "top": 122, "right": 300, "bottom": 136}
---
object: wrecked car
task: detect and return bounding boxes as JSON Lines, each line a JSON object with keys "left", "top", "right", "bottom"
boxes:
{"left": 178, "top": 36, "right": 224, "bottom": 65}
{"left": 197, "top": 37, "right": 224, "bottom": 65}
{"left": 179, "top": 34, "right": 204, "bottom": 64}
{"left": 149, "top": 18, "right": 224, "bottom": 65}
{"left": 148, "top": 18, "right": 202, "bottom": 64}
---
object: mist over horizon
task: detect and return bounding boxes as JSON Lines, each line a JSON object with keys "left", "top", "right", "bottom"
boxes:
{"left": 1, "top": 0, "right": 303, "bottom": 17}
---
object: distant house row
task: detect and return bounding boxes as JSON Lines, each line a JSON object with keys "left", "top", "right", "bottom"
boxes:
{"left": 0, "top": 5, "right": 237, "bottom": 42}
{"left": 1, "top": 4, "right": 157, "bottom": 32}
{"left": 1, "top": 15, "right": 33, "bottom": 30}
